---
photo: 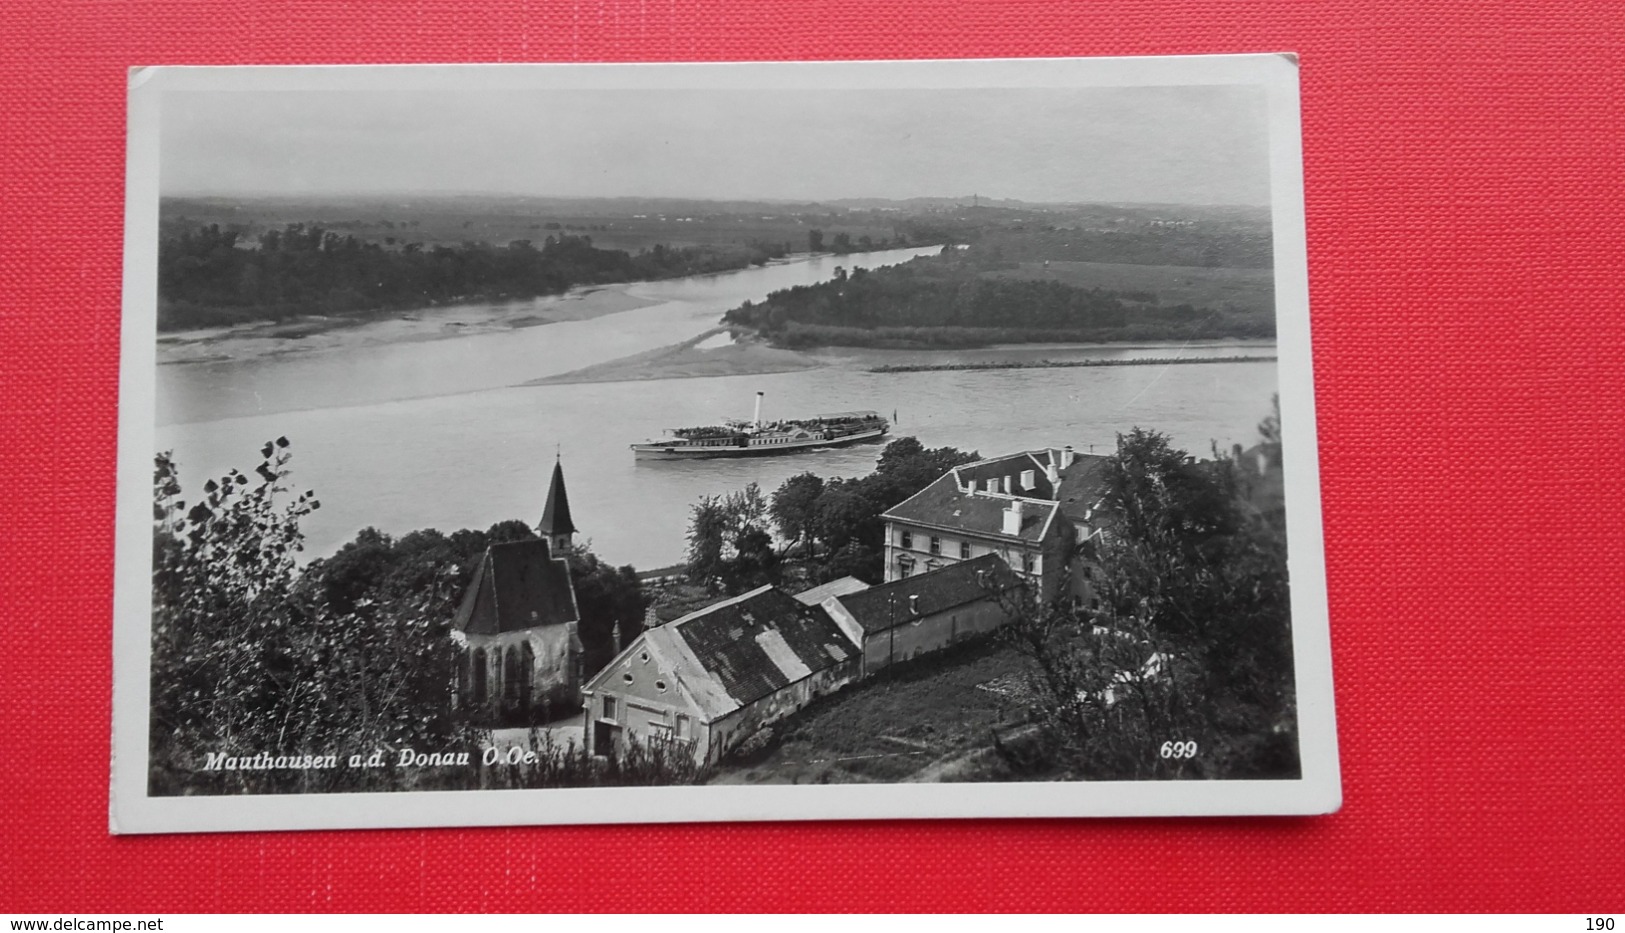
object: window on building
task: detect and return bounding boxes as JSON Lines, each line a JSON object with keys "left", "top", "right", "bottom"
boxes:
{"left": 900, "top": 530, "right": 913, "bottom": 549}
{"left": 1083, "top": 565, "right": 1094, "bottom": 580}
{"left": 603, "top": 696, "right": 618, "bottom": 720}
{"left": 622, "top": 672, "right": 633, "bottom": 684}
{"left": 676, "top": 715, "right": 689, "bottom": 739}
{"left": 1090, "top": 597, "right": 1100, "bottom": 610}
{"left": 898, "top": 556, "right": 915, "bottom": 578}
{"left": 929, "top": 536, "right": 941, "bottom": 555}
{"left": 1022, "top": 552, "right": 1035, "bottom": 574}
{"left": 655, "top": 679, "right": 668, "bottom": 693}
{"left": 959, "top": 541, "right": 971, "bottom": 560}
{"left": 470, "top": 649, "right": 488, "bottom": 705}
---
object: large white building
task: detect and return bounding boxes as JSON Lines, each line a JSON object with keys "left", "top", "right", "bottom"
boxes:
{"left": 880, "top": 446, "right": 1111, "bottom": 605}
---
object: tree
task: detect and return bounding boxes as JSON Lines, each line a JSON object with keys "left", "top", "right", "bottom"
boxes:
{"left": 875, "top": 436, "right": 979, "bottom": 491}
{"left": 995, "top": 584, "right": 1208, "bottom": 780}
{"left": 685, "top": 494, "right": 731, "bottom": 589}
{"left": 563, "top": 545, "right": 650, "bottom": 673}
{"left": 770, "top": 472, "right": 824, "bottom": 556}
{"left": 807, "top": 229, "right": 825, "bottom": 253}
{"left": 150, "top": 441, "right": 464, "bottom": 796}
{"left": 723, "top": 525, "right": 781, "bottom": 594}
{"left": 997, "top": 419, "right": 1297, "bottom": 781}
{"left": 812, "top": 479, "right": 884, "bottom": 557}
{"left": 683, "top": 483, "right": 779, "bottom": 594}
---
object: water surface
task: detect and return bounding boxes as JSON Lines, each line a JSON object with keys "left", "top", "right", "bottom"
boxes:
{"left": 156, "top": 247, "right": 1279, "bottom": 570}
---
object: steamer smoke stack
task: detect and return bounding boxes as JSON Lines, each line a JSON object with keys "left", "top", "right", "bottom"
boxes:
{"left": 754, "top": 391, "right": 764, "bottom": 429}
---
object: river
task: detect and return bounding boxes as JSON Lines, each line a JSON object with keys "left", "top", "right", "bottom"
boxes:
{"left": 155, "top": 247, "right": 1280, "bottom": 571}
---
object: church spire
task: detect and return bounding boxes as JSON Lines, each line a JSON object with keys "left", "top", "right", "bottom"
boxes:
{"left": 538, "top": 455, "right": 576, "bottom": 552}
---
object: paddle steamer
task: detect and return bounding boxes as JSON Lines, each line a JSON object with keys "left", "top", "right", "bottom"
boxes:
{"left": 631, "top": 392, "right": 889, "bottom": 459}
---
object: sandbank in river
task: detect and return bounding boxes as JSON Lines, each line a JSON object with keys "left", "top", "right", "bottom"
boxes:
{"left": 524, "top": 328, "right": 821, "bottom": 386}
{"left": 526, "top": 331, "right": 1278, "bottom": 387}
{"left": 156, "top": 283, "right": 658, "bottom": 366}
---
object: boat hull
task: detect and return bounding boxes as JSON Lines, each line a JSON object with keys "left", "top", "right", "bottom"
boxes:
{"left": 632, "top": 426, "right": 889, "bottom": 459}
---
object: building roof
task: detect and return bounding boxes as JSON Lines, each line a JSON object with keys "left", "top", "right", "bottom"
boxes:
{"left": 791, "top": 575, "right": 871, "bottom": 606}
{"left": 595, "top": 585, "right": 858, "bottom": 722}
{"left": 827, "top": 554, "right": 1022, "bottom": 635}
{"left": 882, "top": 471, "right": 1056, "bottom": 543}
{"left": 881, "top": 447, "right": 1113, "bottom": 540}
{"left": 1053, "top": 452, "right": 1112, "bottom": 525}
{"left": 452, "top": 538, "right": 580, "bottom": 636}
{"left": 538, "top": 458, "right": 576, "bottom": 537}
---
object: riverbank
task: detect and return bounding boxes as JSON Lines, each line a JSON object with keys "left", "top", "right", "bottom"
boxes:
{"left": 868, "top": 354, "right": 1277, "bottom": 374}
{"left": 156, "top": 283, "right": 660, "bottom": 366}
{"left": 526, "top": 332, "right": 1279, "bottom": 388}
{"left": 523, "top": 328, "right": 821, "bottom": 386}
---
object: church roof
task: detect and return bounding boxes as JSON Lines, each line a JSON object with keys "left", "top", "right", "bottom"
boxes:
{"left": 452, "top": 538, "right": 579, "bottom": 636}
{"left": 538, "top": 458, "right": 576, "bottom": 536}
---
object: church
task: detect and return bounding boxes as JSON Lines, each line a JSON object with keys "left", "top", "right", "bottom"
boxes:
{"left": 450, "top": 458, "right": 586, "bottom": 723}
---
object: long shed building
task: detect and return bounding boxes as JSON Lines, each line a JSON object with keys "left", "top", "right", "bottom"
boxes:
{"left": 582, "top": 585, "right": 861, "bottom": 765}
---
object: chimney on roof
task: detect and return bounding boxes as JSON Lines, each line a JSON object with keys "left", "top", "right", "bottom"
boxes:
{"left": 1002, "top": 475, "right": 1012, "bottom": 494}
{"left": 908, "top": 594, "right": 920, "bottom": 617}
{"left": 984, "top": 478, "right": 998, "bottom": 494}
{"left": 1045, "top": 462, "right": 1059, "bottom": 486}
{"left": 1002, "top": 498, "right": 1025, "bottom": 536}
{"left": 1062, "top": 445, "right": 1076, "bottom": 469}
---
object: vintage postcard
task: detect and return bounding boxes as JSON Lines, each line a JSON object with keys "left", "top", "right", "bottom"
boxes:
{"left": 112, "top": 55, "right": 1339, "bottom": 833}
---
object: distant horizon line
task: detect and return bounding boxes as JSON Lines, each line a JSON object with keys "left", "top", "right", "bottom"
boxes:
{"left": 158, "top": 190, "right": 1274, "bottom": 210}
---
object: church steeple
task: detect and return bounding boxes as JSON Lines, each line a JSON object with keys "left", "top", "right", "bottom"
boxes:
{"left": 538, "top": 455, "right": 576, "bottom": 552}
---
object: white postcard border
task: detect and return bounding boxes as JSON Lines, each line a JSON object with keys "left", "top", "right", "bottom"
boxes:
{"left": 111, "top": 54, "right": 1339, "bottom": 834}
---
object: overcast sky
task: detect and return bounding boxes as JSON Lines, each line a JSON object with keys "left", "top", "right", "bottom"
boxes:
{"left": 161, "top": 85, "right": 1271, "bottom": 205}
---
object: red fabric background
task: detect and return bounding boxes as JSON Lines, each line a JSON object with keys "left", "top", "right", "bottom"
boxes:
{"left": 1, "top": 0, "right": 1622, "bottom": 912}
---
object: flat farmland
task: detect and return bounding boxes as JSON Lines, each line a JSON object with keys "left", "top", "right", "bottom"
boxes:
{"left": 992, "top": 260, "right": 1275, "bottom": 316}
{"left": 160, "top": 196, "right": 902, "bottom": 253}
{"left": 706, "top": 639, "right": 1039, "bottom": 786}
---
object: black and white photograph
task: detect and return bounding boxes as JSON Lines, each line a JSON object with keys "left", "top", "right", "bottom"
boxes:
{"left": 112, "top": 56, "right": 1338, "bottom": 832}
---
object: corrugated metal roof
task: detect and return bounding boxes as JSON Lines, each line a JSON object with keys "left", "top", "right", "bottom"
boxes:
{"left": 668, "top": 586, "right": 858, "bottom": 715}
{"left": 792, "top": 576, "right": 871, "bottom": 605}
